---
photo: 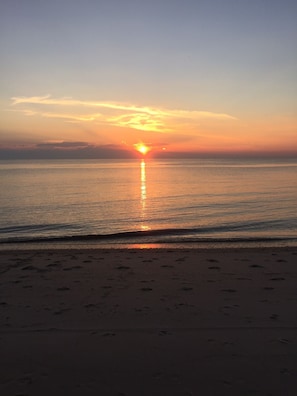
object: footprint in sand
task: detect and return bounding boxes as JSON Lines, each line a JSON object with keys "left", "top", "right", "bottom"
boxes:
{"left": 116, "top": 265, "right": 131, "bottom": 270}
{"left": 102, "top": 332, "right": 116, "bottom": 337}
{"left": 19, "top": 374, "right": 33, "bottom": 385}
{"left": 22, "top": 265, "right": 37, "bottom": 271}
{"left": 159, "top": 330, "right": 172, "bottom": 336}
{"left": 249, "top": 264, "right": 264, "bottom": 268}
{"left": 140, "top": 280, "right": 155, "bottom": 283}
{"left": 54, "top": 308, "right": 71, "bottom": 315}
{"left": 63, "top": 265, "right": 83, "bottom": 271}
{"left": 270, "top": 277, "right": 285, "bottom": 281}
{"left": 279, "top": 339, "right": 290, "bottom": 344}
{"left": 46, "top": 262, "right": 60, "bottom": 268}
{"left": 181, "top": 287, "right": 193, "bottom": 291}
{"left": 84, "top": 303, "right": 97, "bottom": 308}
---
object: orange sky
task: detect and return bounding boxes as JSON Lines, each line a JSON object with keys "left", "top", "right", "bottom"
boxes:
{"left": 1, "top": 1, "right": 297, "bottom": 158}
{"left": 1, "top": 95, "right": 296, "bottom": 157}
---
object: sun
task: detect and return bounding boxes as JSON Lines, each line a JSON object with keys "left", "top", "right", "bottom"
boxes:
{"left": 134, "top": 143, "right": 151, "bottom": 156}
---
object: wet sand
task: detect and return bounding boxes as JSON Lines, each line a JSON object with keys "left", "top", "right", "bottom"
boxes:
{"left": 1, "top": 247, "right": 297, "bottom": 395}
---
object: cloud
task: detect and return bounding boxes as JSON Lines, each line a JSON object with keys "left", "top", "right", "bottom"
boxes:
{"left": 11, "top": 95, "right": 237, "bottom": 133}
{"left": 36, "top": 141, "right": 90, "bottom": 149}
{"left": 0, "top": 141, "right": 134, "bottom": 159}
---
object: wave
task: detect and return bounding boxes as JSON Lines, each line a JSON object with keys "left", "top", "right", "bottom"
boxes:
{"left": 1, "top": 226, "right": 296, "bottom": 245}
{"left": 0, "top": 218, "right": 294, "bottom": 237}
{"left": 0, "top": 223, "right": 75, "bottom": 234}
{"left": 0, "top": 228, "right": 190, "bottom": 243}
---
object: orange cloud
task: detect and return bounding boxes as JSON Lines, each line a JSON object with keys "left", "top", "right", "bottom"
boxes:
{"left": 11, "top": 95, "right": 237, "bottom": 133}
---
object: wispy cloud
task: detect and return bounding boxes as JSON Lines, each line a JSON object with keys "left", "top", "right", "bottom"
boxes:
{"left": 36, "top": 141, "right": 90, "bottom": 149}
{"left": 11, "top": 95, "right": 237, "bottom": 133}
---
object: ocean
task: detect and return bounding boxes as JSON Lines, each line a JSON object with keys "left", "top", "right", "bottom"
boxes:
{"left": 0, "top": 158, "right": 297, "bottom": 248}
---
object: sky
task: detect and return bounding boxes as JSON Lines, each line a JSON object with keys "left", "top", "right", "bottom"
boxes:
{"left": 1, "top": 0, "right": 297, "bottom": 158}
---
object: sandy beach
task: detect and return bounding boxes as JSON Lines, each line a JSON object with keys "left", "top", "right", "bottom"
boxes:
{"left": 1, "top": 247, "right": 297, "bottom": 395}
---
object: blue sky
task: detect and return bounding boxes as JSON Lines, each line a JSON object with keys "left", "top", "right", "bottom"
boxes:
{"left": 1, "top": 0, "right": 297, "bottom": 157}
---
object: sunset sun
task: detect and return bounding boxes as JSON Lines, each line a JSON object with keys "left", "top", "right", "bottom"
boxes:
{"left": 134, "top": 143, "right": 151, "bottom": 156}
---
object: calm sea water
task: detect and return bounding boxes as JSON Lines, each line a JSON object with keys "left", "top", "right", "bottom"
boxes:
{"left": 0, "top": 158, "right": 297, "bottom": 248}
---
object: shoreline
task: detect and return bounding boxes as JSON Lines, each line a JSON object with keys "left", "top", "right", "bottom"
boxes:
{"left": 1, "top": 247, "right": 297, "bottom": 395}
{"left": 1, "top": 244, "right": 297, "bottom": 251}
{"left": 1, "top": 238, "right": 297, "bottom": 251}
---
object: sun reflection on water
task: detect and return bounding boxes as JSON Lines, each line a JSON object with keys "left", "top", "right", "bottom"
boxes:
{"left": 141, "top": 159, "right": 146, "bottom": 203}
{"left": 140, "top": 159, "right": 150, "bottom": 231}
